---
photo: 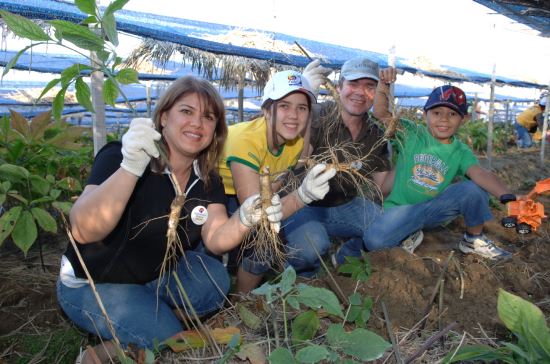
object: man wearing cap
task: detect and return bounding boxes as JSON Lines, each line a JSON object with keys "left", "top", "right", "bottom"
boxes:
{"left": 514, "top": 92, "right": 547, "bottom": 148}
{"left": 367, "top": 67, "right": 515, "bottom": 260}
{"left": 283, "top": 57, "right": 391, "bottom": 277}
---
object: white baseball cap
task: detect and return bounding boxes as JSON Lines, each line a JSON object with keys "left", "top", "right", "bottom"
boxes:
{"left": 261, "top": 70, "right": 316, "bottom": 107}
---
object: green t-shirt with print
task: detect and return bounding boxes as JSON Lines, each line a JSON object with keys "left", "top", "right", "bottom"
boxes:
{"left": 384, "top": 119, "right": 479, "bottom": 208}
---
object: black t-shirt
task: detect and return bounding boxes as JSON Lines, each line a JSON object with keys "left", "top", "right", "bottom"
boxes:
{"left": 64, "top": 142, "right": 227, "bottom": 284}
{"left": 308, "top": 102, "right": 390, "bottom": 207}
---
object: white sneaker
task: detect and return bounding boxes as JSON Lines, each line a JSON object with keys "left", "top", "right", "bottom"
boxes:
{"left": 401, "top": 230, "right": 424, "bottom": 254}
{"left": 458, "top": 234, "right": 512, "bottom": 260}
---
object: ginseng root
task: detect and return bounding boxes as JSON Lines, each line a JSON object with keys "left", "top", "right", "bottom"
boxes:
{"left": 241, "top": 167, "right": 285, "bottom": 269}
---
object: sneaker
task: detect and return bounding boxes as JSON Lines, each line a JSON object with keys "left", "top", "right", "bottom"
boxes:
{"left": 458, "top": 234, "right": 512, "bottom": 260}
{"left": 401, "top": 230, "right": 424, "bottom": 254}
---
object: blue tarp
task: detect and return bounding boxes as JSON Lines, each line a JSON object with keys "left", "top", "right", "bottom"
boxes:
{"left": 0, "top": 74, "right": 534, "bottom": 124}
{"left": 0, "top": 51, "right": 229, "bottom": 82}
{"left": 0, "top": 0, "right": 546, "bottom": 88}
{"left": 474, "top": 0, "right": 550, "bottom": 37}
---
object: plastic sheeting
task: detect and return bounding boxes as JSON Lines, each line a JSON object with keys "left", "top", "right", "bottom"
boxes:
{"left": 0, "top": 0, "right": 546, "bottom": 88}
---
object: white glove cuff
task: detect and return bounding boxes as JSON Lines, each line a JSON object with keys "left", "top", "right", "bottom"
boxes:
{"left": 238, "top": 207, "right": 254, "bottom": 227}
{"left": 120, "top": 159, "right": 150, "bottom": 177}
{"left": 297, "top": 187, "right": 312, "bottom": 205}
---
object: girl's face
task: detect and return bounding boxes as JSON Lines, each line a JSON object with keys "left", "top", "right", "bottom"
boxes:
{"left": 267, "top": 92, "right": 310, "bottom": 145}
{"left": 425, "top": 106, "right": 465, "bottom": 144}
{"left": 161, "top": 92, "right": 217, "bottom": 159}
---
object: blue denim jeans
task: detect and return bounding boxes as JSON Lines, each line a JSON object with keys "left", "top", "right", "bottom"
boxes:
{"left": 363, "top": 181, "right": 493, "bottom": 250}
{"left": 283, "top": 196, "right": 382, "bottom": 277}
{"left": 514, "top": 122, "right": 533, "bottom": 148}
{"left": 57, "top": 251, "right": 229, "bottom": 349}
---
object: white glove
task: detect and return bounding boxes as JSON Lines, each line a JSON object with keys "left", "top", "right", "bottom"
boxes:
{"left": 266, "top": 194, "right": 283, "bottom": 233}
{"left": 120, "top": 118, "right": 161, "bottom": 177}
{"left": 239, "top": 193, "right": 283, "bottom": 232}
{"left": 297, "top": 164, "right": 337, "bottom": 205}
{"left": 302, "top": 59, "right": 332, "bottom": 96}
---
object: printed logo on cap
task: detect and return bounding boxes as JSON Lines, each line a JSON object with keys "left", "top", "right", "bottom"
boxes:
{"left": 287, "top": 74, "right": 302, "bottom": 87}
{"left": 441, "top": 87, "right": 466, "bottom": 106}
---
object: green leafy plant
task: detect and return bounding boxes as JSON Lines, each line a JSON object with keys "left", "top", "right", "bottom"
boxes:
{"left": 0, "top": 163, "right": 81, "bottom": 255}
{"left": 0, "top": 110, "right": 93, "bottom": 182}
{"left": 456, "top": 120, "right": 511, "bottom": 153}
{"left": 337, "top": 251, "right": 372, "bottom": 281}
{"left": 336, "top": 252, "right": 375, "bottom": 328}
{"left": 253, "top": 266, "right": 390, "bottom": 363}
{"left": 443, "top": 289, "right": 550, "bottom": 363}
{"left": 0, "top": 0, "right": 139, "bottom": 120}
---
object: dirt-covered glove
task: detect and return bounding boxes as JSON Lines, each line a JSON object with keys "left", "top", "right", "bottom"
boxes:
{"left": 238, "top": 193, "right": 283, "bottom": 231}
{"left": 120, "top": 118, "right": 161, "bottom": 177}
{"left": 239, "top": 194, "right": 261, "bottom": 228}
{"left": 266, "top": 194, "right": 283, "bottom": 233}
{"left": 302, "top": 59, "right": 331, "bottom": 96}
{"left": 297, "top": 164, "right": 337, "bottom": 205}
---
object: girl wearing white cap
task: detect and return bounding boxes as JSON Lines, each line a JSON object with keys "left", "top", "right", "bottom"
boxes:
{"left": 218, "top": 70, "right": 336, "bottom": 293}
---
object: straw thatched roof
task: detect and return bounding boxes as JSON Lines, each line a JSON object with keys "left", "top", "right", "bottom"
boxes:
{"left": 123, "top": 29, "right": 319, "bottom": 91}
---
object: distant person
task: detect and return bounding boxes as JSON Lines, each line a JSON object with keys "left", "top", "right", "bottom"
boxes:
{"left": 283, "top": 57, "right": 391, "bottom": 277}
{"left": 514, "top": 93, "right": 547, "bottom": 148}
{"left": 57, "top": 76, "right": 283, "bottom": 362}
{"left": 217, "top": 69, "right": 336, "bottom": 293}
{"left": 367, "top": 68, "right": 516, "bottom": 260}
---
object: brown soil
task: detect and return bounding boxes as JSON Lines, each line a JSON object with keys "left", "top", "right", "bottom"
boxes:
{"left": 0, "top": 239, "right": 66, "bottom": 337}
{"left": 332, "top": 147, "right": 550, "bottom": 338}
{"left": 0, "top": 148, "right": 549, "bottom": 362}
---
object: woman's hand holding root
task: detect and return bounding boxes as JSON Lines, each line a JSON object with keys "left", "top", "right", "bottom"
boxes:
{"left": 239, "top": 193, "right": 283, "bottom": 232}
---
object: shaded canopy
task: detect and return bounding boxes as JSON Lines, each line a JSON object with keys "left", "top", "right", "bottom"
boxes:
{"left": 473, "top": 0, "right": 550, "bottom": 37}
{"left": 0, "top": 0, "right": 547, "bottom": 89}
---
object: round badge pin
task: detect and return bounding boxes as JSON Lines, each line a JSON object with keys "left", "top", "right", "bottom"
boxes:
{"left": 191, "top": 205, "right": 208, "bottom": 225}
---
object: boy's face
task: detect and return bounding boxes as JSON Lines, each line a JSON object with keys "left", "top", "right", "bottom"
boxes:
{"left": 424, "top": 106, "right": 465, "bottom": 144}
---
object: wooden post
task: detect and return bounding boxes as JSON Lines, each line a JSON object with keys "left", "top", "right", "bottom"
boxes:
{"left": 505, "top": 100, "right": 510, "bottom": 125}
{"left": 237, "top": 70, "right": 245, "bottom": 124}
{"left": 146, "top": 80, "right": 152, "bottom": 118}
{"left": 487, "top": 63, "right": 496, "bottom": 169}
{"left": 89, "top": 0, "right": 108, "bottom": 156}
{"left": 90, "top": 50, "right": 106, "bottom": 156}
{"left": 472, "top": 93, "right": 478, "bottom": 121}
{"left": 540, "top": 86, "right": 549, "bottom": 166}
{"left": 388, "top": 45, "right": 396, "bottom": 114}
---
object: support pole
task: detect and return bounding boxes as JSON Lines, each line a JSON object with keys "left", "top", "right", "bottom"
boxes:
{"left": 505, "top": 100, "right": 510, "bottom": 125}
{"left": 540, "top": 86, "right": 550, "bottom": 166}
{"left": 487, "top": 62, "right": 496, "bottom": 169}
{"left": 90, "top": 51, "right": 106, "bottom": 156}
{"left": 472, "top": 93, "right": 478, "bottom": 121}
{"left": 146, "top": 80, "right": 152, "bottom": 118}
{"left": 388, "top": 45, "right": 396, "bottom": 114}
{"left": 237, "top": 70, "right": 245, "bottom": 124}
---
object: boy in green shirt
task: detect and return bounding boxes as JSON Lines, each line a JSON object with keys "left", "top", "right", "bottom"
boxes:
{"left": 361, "top": 68, "right": 516, "bottom": 260}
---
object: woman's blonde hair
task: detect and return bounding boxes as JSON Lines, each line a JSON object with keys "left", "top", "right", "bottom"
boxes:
{"left": 151, "top": 75, "right": 227, "bottom": 189}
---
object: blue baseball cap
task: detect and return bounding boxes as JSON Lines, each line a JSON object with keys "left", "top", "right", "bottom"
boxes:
{"left": 424, "top": 85, "right": 468, "bottom": 117}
